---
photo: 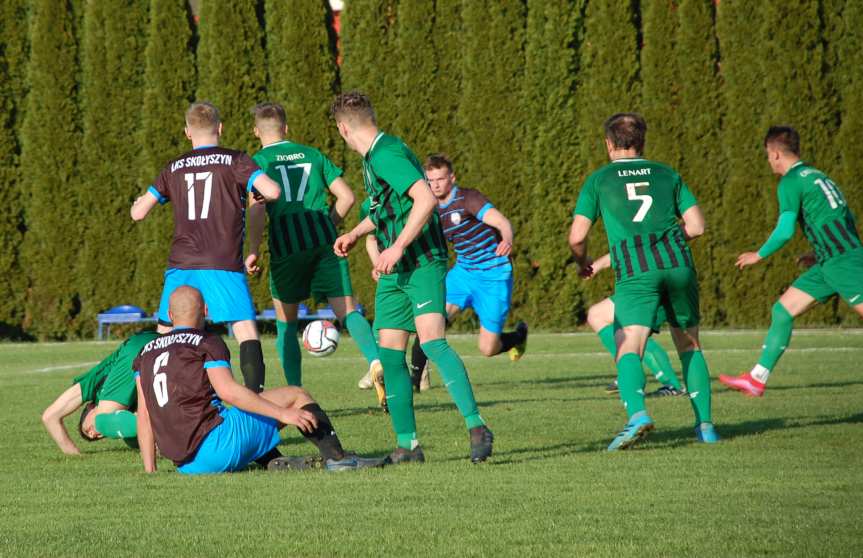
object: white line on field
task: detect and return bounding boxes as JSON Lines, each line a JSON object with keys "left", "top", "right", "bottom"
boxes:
{"left": 25, "top": 361, "right": 100, "bottom": 373}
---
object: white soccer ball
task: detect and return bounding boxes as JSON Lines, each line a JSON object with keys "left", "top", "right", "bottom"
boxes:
{"left": 302, "top": 319, "right": 339, "bottom": 357}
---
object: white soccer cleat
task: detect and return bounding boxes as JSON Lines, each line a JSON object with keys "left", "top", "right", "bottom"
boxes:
{"left": 357, "top": 359, "right": 379, "bottom": 390}
{"left": 419, "top": 363, "right": 431, "bottom": 392}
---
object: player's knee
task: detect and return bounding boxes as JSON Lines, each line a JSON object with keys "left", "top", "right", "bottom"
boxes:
{"left": 586, "top": 303, "right": 608, "bottom": 331}
{"left": 290, "top": 386, "right": 314, "bottom": 406}
{"left": 771, "top": 302, "right": 794, "bottom": 326}
{"left": 478, "top": 339, "right": 498, "bottom": 357}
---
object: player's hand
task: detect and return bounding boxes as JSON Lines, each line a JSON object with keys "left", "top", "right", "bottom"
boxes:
{"left": 495, "top": 240, "right": 513, "bottom": 257}
{"left": 736, "top": 251, "right": 762, "bottom": 270}
{"left": 280, "top": 408, "right": 318, "bottom": 433}
{"left": 334, "top": 232, "right": 357, "bottom": 257}
{"left": 576, "top": 256, "right": 594, "bottom": 279}
{"left": 375, "top": 245, "right": 404, "bottom": 274}
{"left": 797, "top": 252, "right": 817, "bottom": 269}
{"left": 245, "top": 252, "right": 261, "bottom": 275}
{"left": 371, "top": 269, "right": 381, "bottom": 282}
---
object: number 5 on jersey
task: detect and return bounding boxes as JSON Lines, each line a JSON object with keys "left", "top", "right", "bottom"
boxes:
{"left": 626, "top": 181, "right": 653, "bottom": 222}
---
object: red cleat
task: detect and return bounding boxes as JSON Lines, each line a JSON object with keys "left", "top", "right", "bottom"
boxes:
{"left": 719, "top": 372, "right": 765, "bottom": 397}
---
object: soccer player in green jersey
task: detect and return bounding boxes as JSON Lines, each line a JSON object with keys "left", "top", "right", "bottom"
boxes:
{"left": 41, "top": 331, "right": 157, "bottom": 454}
{"left": 570, "top": 113, "right": 718, "bottom": 450}
{"left": 720, "top": 126, "right": 863, "bottom": 397}
{"left": 330, "top": 91, "right": 493, "bottom": 464}
{"left": 245, "top": 103, "right": 382, "bottom": 403}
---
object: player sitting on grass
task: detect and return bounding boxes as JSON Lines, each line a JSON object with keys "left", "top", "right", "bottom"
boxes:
{"left": 331, "top": 91, "right": 493, "bottom": 464}
{"left": 584, "top": 253, "right": 686, "bottom": 397}
{"left": 570, "top": 112, "right": 718, "bottom": 450}
{"left": 720, "top": 126, "right": 863, "bottom": 397}
{"left": 408, "top": 154, "right": 527, "bottom": 393}
{"left": 244, "top": 102, "right": 382, "bottom": 404}
{"left": 133, "top": 286, "right": 382, "bottom": 474}
{"left": 42, "top": 330, "right": 157, "bottom": 454}
{"left": 130, "top": 101, "right": 281, "bottom": 394}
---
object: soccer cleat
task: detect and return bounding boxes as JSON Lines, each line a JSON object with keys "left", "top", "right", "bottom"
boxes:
{"left": 357, "top": 371, "right": 374, "bottom": 390}
{"left": 695, "top": 423, "right": 720, "bottom": 444}
{"left": 267, "top": 455, "right": 323, "bottom": 472}
{"left": 325, "top": 453, "right": 386, "bottom": 472}
{"left": 469, "top": 425, "right": 494, "bottom": 463}
{"left": 384, "top": 446, "right": 426, "bottom": 465}
{"left": 508, "top": 321, "right": 529, "bottom": 361}
{"left": 370, "top": 360, "right": 388, "bottom": 412}
{"left": 607, "top": 412, "right": 654, "bottom": 451}
{"left": 605, "top": 379, "right": 619, "bottom": 394}
{"left": 718, "top": 372, "right": 765, "bottom": 397}
{"left": 419, "top": 363, "right": 431, "bottom": 392}
{"left": 646, "top": 385, "right": 687, "bottom": 398}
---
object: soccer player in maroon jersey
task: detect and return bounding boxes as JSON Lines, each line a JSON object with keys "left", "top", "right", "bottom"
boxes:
{"left": 134, "top": 286, "right": 383, "bottom": 474}
{"left": 130, "top": 102, "right": 281, "bottom": 393}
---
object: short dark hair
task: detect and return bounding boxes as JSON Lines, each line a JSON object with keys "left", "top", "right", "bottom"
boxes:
{"left": 330, "top": 91, "right": 376, "bottom": 125}
{"left": 78, "top": 402, "right": 98, "bottom": 442}
{"left": 251, "top": 102, "right": 287, "bottom": 129}
{"left": 764, "top": 125, "right": 800, "bottom": 156}
{"left": 603, "top": 112, "right": 647, "bottom": 154}
{"left": 424, "top": 153, "right": 453, "bottom": 173}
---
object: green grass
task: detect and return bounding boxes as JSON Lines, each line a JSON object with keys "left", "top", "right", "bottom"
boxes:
{"left": 1, "top": 330, "right": 862, "bottom": 557}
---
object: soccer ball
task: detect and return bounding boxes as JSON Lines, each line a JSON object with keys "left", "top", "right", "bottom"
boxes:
{"left": 302, "top": 320, "right": 339, "bottom": 357}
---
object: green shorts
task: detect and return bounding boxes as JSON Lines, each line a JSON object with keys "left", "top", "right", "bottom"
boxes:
{"left": 610, "top": 295, "right": 667, "bottom": 333}
{"left": 269, "top": 245, "right": 353, "bottom": 304}
{"left": 792, "top": 248, "right": 863, "bottom": 305}
{"left": 73, "top": 362, "right": 136, "bottom": 408}
{"left": 613, "top": 267, "right": 700, "bottom": 330}
{"left": 374, "top": 260, "right": 447, "bottom": 332}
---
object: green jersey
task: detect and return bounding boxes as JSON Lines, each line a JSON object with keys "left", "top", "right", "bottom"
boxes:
{"left": 574, "top": 158, "right": 697, "bottom": 281}
{"left": 362, "top": 132, "right": 448, "bottom": 272}
{"left": 73, "top": 331, "right": 158, "bottom": 405}
{"left": 778, "top": 161, "right": 861, "bottom": 263}
{"left": 252, "top": 140, "right": 343, "bottom": 259}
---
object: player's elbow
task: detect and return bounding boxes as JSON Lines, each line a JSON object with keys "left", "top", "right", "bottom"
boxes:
{"left": 41, "top": 407, "right": 57, "bottom": 427}
{"left": 686, "top": 221, "right": 705, "bottom": 239}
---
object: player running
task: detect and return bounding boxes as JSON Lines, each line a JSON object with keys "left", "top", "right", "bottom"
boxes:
{"left": 720, "top": 126, "right": 863, "bottom": 396}
{"left": 245, "top": 103, "right": 382, "bottom": 402}
{"left": 330, "top": 91, "right": 493, "bottom": 464}
{"left": 130, "top": 102, "right": 281, "bottom": 394}
{"left": 570, "top": 112, "right": 717, "bottom": 450}
{"left": 42, "top": 330, "right": 157, "bottom": 454}
{"left": 133, "top": 286, "right": 383, "bottom": 474}
{"left": 584, "top": 254, "right": 686, "bottom": 397}
{"left": 407, "top": 154, "right": 527, "bottom": 392}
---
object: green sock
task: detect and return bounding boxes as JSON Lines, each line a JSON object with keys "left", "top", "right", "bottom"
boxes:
{"left": 276, "top": 320, "right": 302, "bottom": 386}
{"left": 756, "top": 302, "right": 794, "bottom": 371}
{"left": 644, "top": 338, "right": 683, "bottom": 389}
{"left": 421, "top": 339, "right": 485, "bottom": 429}
{"left": 597, "top": 325, "right": 617, "bottom": 356}
{"left": 378, "top": 348, "right": 417, "bottom": 449}
{"left": 681, "top": 350, "right": 712, "bottom": 425}
{"left": 344, "top": 311, "right": 380, "bottom": 364}
{"left": 94, "top": 410, "right": 137, "bottom": 439}
{"left": 617, "top": 353, "right": 647, "bottom": 419}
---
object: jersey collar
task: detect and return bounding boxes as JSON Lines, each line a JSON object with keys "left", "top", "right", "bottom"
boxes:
{"left": 789, "top": 160, "right": 804, "bottom": 170}
{"left": 193, "top": 144, "right": 217, "bottom": 150}
{"left": 366, "top": 132, "right": 384, "bottom": 158}
{"left": 438, "top": 186, "right": 459, "bottom": 208}
{"left": 611, "top": 157, "right": 646, "bottom": 163}
{"left": 262, "top": 140, "right": 291, "bottom": 148}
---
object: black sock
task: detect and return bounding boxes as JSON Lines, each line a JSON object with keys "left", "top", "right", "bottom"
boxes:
{"left": 298, "top": 403, "right": 345, "bottom": 461}
{"left": 254, "top": 447, "right": 282, "bottom": 467}
{"left": 240, "top": 340, "right": 266, "bottom": 393}
{"left": 410, "top": 336, "right": 427, "bottom": 385}
{"left": 496, "top": 329, "right": 524, "bottom": 355}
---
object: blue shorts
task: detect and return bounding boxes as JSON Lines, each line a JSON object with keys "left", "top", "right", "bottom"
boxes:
{"left": 158, "top": 268, "right": 256, "bottom": 324}
{"left": 445, "top": 265, "right": 512, "bottom": 334}
{"left": 178, "top": 407, "right": 281, "bottom": 475}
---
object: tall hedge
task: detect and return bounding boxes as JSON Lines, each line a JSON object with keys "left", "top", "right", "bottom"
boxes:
{"left": 392, "top": 0, "right": 435, "bottom": 154}
{"left": 640, "top": 0, "right": 681, "bottom": 167}
{"left": 426, "top": 0, "right": 464, "bottom": 162}
{"left": 134, "top": 0, "right": 197, "bottom": 313}
{"left": 197, "top": 0, "right": 266, "bottom": 154}
{"left": 0, "top": 0, "right": 29, "bottom": 337}
{"left": 520, "top": 0, "right": 585, "bottom": 327}
{"left": 19, "top": 0, "right": 83, "bottom": 338}
{"left": 76, "top": 0, "right": 149, "bottom": 330}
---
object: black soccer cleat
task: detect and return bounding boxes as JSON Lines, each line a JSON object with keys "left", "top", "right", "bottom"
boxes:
{"left": 384, "top": 446, "right": 425, "bottom": 465}
{"left": 605, "top": 379, "right": 619, "bottom": 394}
{"left": 469, "top": 425, "right": 494, "bottom": 463}
{"left": 646, "top": 385, "right": 687, "bottom": 398}
{"left": 267, "top": 455, "right": 323, "bottom": 472}
{"left": 325, "top": 453, "right": 387, "bottom": 472}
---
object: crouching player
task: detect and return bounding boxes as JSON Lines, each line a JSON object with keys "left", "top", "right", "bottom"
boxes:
{"left": 42, "top": 330, "right": 157, "bottom": 454}
{"left": 134, "top": 286, "right": 382, "bottom": 474}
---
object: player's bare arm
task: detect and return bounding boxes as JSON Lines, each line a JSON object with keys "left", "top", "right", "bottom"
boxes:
{"left": 250, "top": 172, "right": 281, "bottom": 204}
{"left": 481, "top": 207, "right": 514, "bottom": 256}
{"left": 130, "top": 191, "right": 160, "bottom": 221}
{"left": 375, "top": 179, "right": 436, "bottom": 274}
{"left": 365, "top": 234, "right": 382, "bottom": 282}
{"left": 582, "top": 253, "right": 611, "bottom": 280}
{"left": 41, "top": 384, "right": 85, "bottom": 455}
{"left": 334, "top": 216, "right": 376, "bottom": 257}
{"left": 681, "top": 205, "right": 706, "bottom": 241}
{"left": 206, "top": 366, "right": 317, "bottom": 433}
{"left": 244, "top": 202, "right": 267, "bottom": 275}
{"left": 569, "top": 215, "right": 594, "bottom": 272}
{"left": 328, "top": 177, "right": 355, "bottom": 226}
{"left": 135, "top": 376, "right": 157, "bottom": 473}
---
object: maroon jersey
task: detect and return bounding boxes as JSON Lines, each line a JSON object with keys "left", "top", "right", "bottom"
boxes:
{"left": 133, "top": 328, "right": 230, "bottom": 465}
{"left": 436, "top": 186, "right": 512, "bottom": 278}
{"left": 149, "top": 146, "right": 263, "bottom": 271}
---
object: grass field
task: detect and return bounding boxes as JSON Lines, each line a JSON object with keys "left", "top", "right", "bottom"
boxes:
{"left": 1, "top": 330, "right": 862, "bottom": 557}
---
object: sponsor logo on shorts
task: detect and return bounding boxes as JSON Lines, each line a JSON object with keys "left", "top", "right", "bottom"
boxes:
{"left": 850, "top": 294, "right": 861, "bottom": 304}
{"left": 416, "top": 300, "right": 432, "bottom": 309}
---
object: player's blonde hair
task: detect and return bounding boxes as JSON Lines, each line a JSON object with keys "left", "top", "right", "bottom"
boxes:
{"left": 330, "top": 91, "right": 376, "bottom": 126}
{"left": 252, "top": 102, "right": 287, "bottom": 133}
{"left": 185, "top": 101, "right": 221, "bottom": 133}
